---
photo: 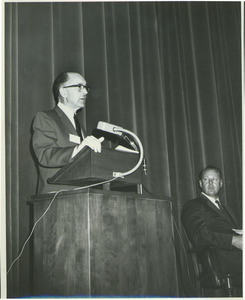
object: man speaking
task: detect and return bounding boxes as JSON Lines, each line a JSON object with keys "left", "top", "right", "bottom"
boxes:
{"left": 32, "top": 72, "right": 104, "bottom": 194}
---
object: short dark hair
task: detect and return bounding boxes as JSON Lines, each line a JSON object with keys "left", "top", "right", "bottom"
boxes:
{"left": 198, "top": 166, "right": 222, "bottom": 181}
{"left": 52, "top": 72, "right": 69, "bottom": 104}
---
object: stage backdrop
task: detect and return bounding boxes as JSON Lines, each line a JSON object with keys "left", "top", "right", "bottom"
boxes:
{"left": 5, "top": 2, "right": 241, "bottom": 297}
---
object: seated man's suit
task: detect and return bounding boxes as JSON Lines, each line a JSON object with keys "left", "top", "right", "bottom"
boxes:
{"left": 181, "top": 193, "right": 242, "bottom": 285}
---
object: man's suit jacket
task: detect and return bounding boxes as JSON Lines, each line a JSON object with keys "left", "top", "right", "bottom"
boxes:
{"left": 32, "top": 106, "right": 85, "bottom": 194}
{"left": 181, "top": 194, "right": 242, "bottom": 279}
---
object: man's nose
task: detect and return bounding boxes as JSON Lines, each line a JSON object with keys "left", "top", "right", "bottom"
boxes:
{"left": 79, "top": 86, "right": 88, "bottom": 95}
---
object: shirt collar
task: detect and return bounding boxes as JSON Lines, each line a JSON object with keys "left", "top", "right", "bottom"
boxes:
{"left": 201, "top": 192, "right": 220, "bottom": 209}
{"left": 58, "top": 102, "right": 75, "bottom": 127}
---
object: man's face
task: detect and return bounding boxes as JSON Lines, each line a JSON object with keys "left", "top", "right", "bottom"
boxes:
{"left": 61, "top": 73, "right": 88, "bottom": 112}
{"left": 199, "top": 169, "right": 222, "bottom": 197}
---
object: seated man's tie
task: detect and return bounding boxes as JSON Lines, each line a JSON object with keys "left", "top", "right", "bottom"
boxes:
{"left": 215, "top": 200, "right": 236, "bottom": 226}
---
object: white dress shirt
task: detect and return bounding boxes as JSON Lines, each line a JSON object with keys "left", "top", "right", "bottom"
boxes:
{"left": 58, "top": 102, "right": 83, "bottom": 158}
{"left": 201, "top": 192, "right": 220, "bottom": 209}
{"left": 58, "top": 102, "right": 76, "bottom": 128}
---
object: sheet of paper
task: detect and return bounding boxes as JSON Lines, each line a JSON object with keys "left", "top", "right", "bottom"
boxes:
{"left": 232, "top": 229, "right": 243, "bottom": 235}
{"left": 115, "top": 145, "right": 139, "bottom": 153}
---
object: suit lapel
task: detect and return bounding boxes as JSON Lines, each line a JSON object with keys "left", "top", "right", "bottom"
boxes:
{"left": 201, "top": 194, "right": 237, "bottom": 227}
{"left": 202, "top": 195, "right": 224, "bottom": 218}
{"left": 54, "top": 106, "right": 77, "bottom": 135}
{"left": 220, "top": 203, "right": 238, "bottom": 227}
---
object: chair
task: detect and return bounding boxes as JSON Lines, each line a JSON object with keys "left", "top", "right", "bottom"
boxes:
{"left": 189, "top": 246, "right": 236, "bottom": 297}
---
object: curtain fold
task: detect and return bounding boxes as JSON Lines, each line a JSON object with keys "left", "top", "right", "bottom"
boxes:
{"left": 5, "top": 3, "right": 20, "bottom": 296}
{"left": 5, "top": 2, "right": 241, "bottom": 297}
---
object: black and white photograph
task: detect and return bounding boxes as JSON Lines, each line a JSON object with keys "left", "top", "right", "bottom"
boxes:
{"left": 3, "top": 1, "right": 243, "bottom": 298}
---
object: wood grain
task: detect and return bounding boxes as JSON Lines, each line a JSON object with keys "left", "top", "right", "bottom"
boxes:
{"left": 31, "top": 189, "right": 178, "bottom": 297}
{"left": 89, "top": 193, "right": 178, "bottom": 296}
{"left": 32, "top": 192, "right": 90, "bottom": 296}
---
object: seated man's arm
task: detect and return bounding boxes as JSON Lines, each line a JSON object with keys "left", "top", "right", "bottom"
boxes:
{"left": 181, "top": 200, "right": 240, "bottom": 251}
{"left": 232, "top": 235, "right": 243, "bottom": 250}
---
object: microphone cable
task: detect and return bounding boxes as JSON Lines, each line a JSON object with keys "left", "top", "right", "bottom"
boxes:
{"left": 7, "top": 177, "right": 118, "bottom": 275}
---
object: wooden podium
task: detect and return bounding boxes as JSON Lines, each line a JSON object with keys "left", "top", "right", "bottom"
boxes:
{"left": 47, "top": 147, "right": 142, "bottom": 189}
{"left": 31, "top": 149, "right": 179, "bottom": 297}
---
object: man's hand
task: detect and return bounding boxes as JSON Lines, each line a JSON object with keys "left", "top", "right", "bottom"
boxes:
{"left": 72, "top": 136, "right": 104, "bottom": 158}
{"left": 81, "top": 136, "right": 104, "bottom": 153}
{"left": 232, "top": 235, "right": 243, "bottom": 250}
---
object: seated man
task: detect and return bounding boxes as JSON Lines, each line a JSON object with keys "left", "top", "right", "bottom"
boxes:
{"left": 181, "top": 166, "right": 242, "bottom": 297}
{"left": 32, "top": 71, "right": 104, "bottom": 194}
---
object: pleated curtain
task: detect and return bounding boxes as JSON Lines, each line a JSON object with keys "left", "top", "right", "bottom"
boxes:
{"left": 5, "top": 2, "right": 241, "bottom": 297}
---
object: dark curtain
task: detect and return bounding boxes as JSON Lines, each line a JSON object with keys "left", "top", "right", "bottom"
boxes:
{"left": 5, "top": 2, "right": 241, "bottom": 297}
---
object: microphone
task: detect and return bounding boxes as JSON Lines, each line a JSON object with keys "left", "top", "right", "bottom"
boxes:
{"left": 97, "top": 121, "right": 123, "bottom": 136}
{"left": 97, "top": 121, "right": 144, "bottom": 178}
{"left": 97, "top": 121, "right": 138, "bottom": 150}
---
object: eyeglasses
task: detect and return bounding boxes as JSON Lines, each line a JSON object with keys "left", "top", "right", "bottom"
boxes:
{"left": 63, "top": 84, "right": 90, "bottom": 92}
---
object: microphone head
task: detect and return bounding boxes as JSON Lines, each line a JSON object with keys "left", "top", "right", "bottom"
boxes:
{"left": 97, "top": 121, "right": 123, "bottom": 136}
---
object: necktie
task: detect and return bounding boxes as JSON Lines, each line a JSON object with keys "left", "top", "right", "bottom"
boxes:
{"left": 73, "top": 114, "right": 83, "bottom": 140}
{"left": 215, "top": 200, "right": 235, "bottom": 225}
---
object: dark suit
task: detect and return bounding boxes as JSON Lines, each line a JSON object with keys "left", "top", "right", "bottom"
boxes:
{"left": 32, "top": 106, "right": 84, "bottom": 194}
{"left": 181, "top": 194, "right": 242, "bottom": 284}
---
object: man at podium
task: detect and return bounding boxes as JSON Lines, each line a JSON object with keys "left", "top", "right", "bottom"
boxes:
{"left": 32, "top": 71, "right": 104, "bottom": 194}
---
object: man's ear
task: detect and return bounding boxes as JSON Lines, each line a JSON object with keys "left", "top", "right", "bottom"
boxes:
{"left": 220, "top": 179, "right": 223, "bottom": 188}
{"left": 199, "top": 180, "right": 202, "bottom": 189}
{"left": 59, "top": 87, "right": 67, "bottom": 99}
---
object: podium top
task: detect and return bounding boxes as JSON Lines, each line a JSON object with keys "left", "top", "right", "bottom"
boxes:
{"left": 48, "top": 147, "right": 142, "bottom": 188}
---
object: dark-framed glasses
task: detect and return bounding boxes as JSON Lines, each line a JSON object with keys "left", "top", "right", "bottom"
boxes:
{"left": 63, "top": 84, "right": 90, "bottom": 92}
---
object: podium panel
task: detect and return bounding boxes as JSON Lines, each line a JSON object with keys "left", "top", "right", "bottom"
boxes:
{"left": 31, "top": 189, "right": 179, "bottom": 297}
{"left": 47, "top": 147, "right": 142, "bottom": 188}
